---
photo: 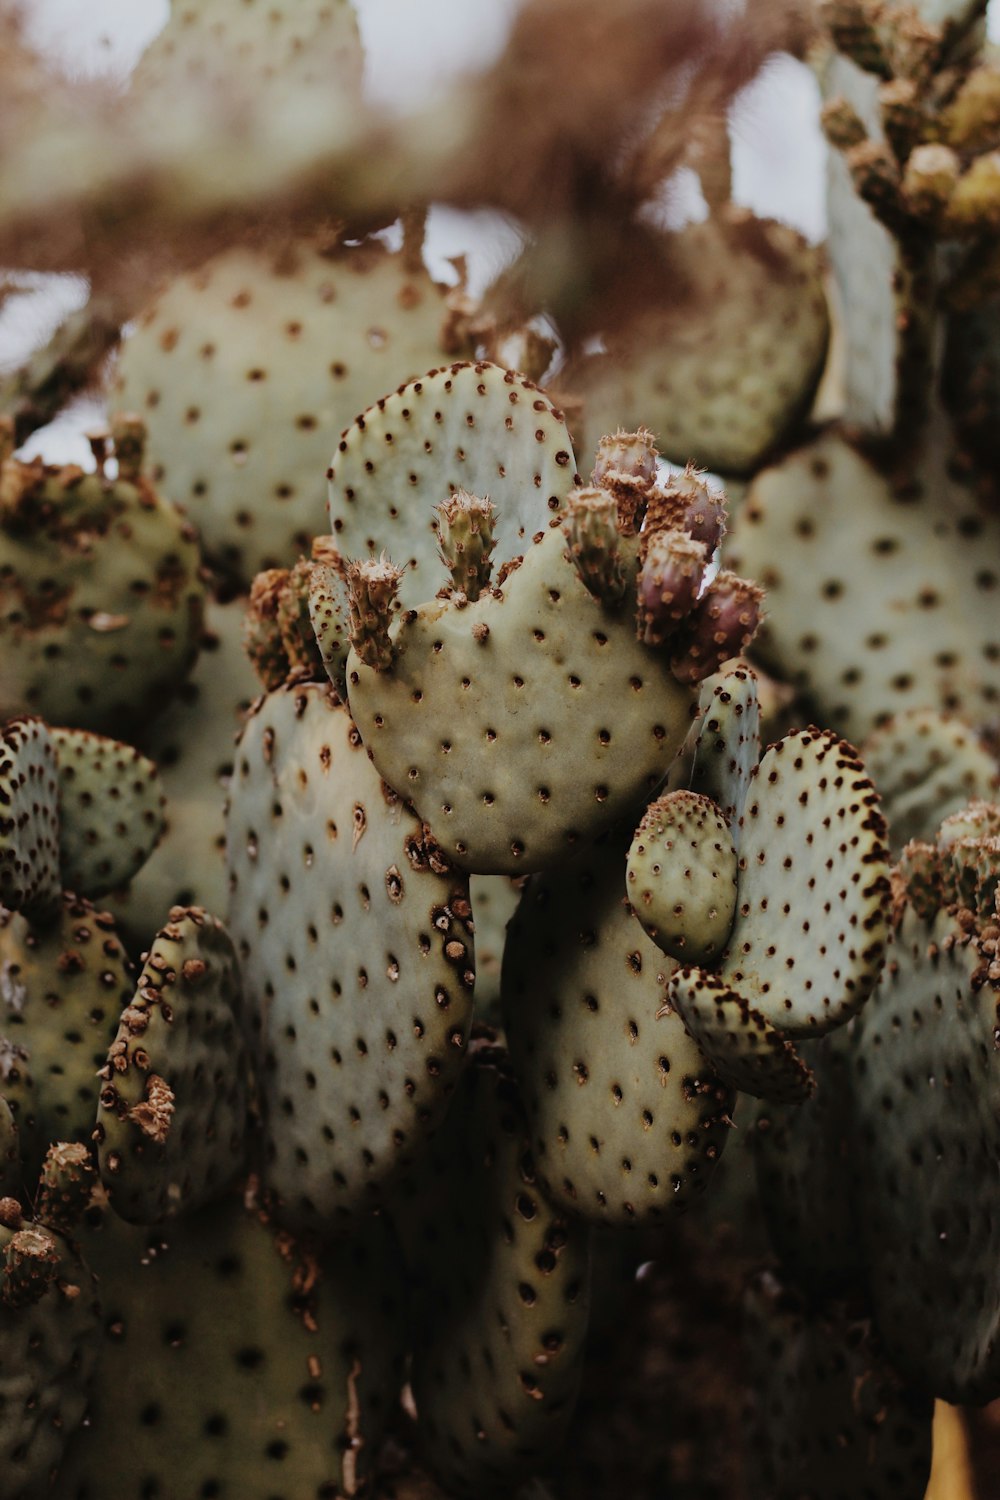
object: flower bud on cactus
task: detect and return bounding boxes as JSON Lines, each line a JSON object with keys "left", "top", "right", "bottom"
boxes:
{"left": 643, "top": 464, "right": 726, "bottom": 554}
{"left": 591, "top": 427, "right": 658, "bottom": 535}
{"left": 277, "top": 557, "right": 328, "bottom": 678}
{"left": 2, "top": 1226, "right": 60, "bottom": 1308}
{"left": 901, "top": 144, "right": 960, "bottom": 222}
{"left": 36, "top": 1142, "right": 95, "bottom": 1235}
{"left": 821, "top": 96, "right": 868, "bottom": 150}
{"left": 561, "top": 484, "right": 627, "bottom": 604}
{"left": 110, "top": 413, "right": 147, "bottom": 483}
{"left": 878, "top": 78, "right": 922, "bottom": 162}
{"left": 669, "top": 570, "right": 763, "bottom": 683}
{"left": 243, "top": 568, "right": 291, "bottom": 689}
{"left": 636, "top": 530, "right": 708, "bottom": 646}
{"left": 346, "top": 554, "right": 404, "bottom": 671}
{"left": 435, "top": 489, "right": 497, "bottom": 601}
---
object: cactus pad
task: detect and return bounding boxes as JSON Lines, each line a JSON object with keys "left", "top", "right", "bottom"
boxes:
{"left": 95, "top": 907, "right": 247, "bottom": 1223}
{"left": 687, "top": 663, "right": 761, "bottom": 837}
{"left": 0, "top": 1097, "right": 17, "bottom": 1198}
{"left": 502, "top": 844, "right": 734, "bottom": 1224}
{"left": 328, "top": 361, "right": 579, "bottom": 606}
{"left": 862, "top": 709, "right": 998, "bottom": 855}
{"left": 0, "top": 718, "right": 60, "bottom": 917}
{"left": 626, "top": 791, "right": 738, "bottom": 964}
{"left": 666, "top": 968, "right": 815, "bottom": 1104}
{"left": 50, "top": 728, "right": 165, "bottom": 899}
{"left": 226, "top": 681, "right": 475, "bottom": 1229}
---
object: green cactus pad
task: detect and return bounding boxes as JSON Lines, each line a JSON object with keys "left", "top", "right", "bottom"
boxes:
{"left": 0, "top": 719, "right": 60, "bottom": 918}
{"left": 470, "top": 874, "right": 522, "bottom": 1026}
{"left": 0, "top": 1096, "right": 17, "bottom": 1198}
{"left": 347, "top": 524, "right": 697, "bottom": 875}
{"left": 106, "top": 600, "right": 259, "bottom": 951}
{"left": 717, "top": 729, "right": 892, "bottom": 1038}
{"left": 328, "top": 361, "right": 579, "bottom": 606}
{"left": 0, "top": 896, "right": 134, "bottom": 1180}
{"left": 666, "top": 968, "right": 815, "bottom": 1104}
{"left": 226, "top": 681, "right": 475, "bottom": 1230}
{"left": 626, "top": 791, "right": 738, "bottom": 965}
{"left": 563, "top": 211, "right": 829, "bottom": 476}
{"left": 57, "top": 1191, "right": 403, "bottom": 1500}
{"left": 0, "top": 451, "right": 205, "bottom": 737}
{"left": 502, "top": 844, "right": 734, "bottom": 1225}
{"left": 308, "top": 558, "right": 353, "bottom": 696}
{"left": 95, "top": 908, "right": 247, "bottom": 1223}
{"left": 50, "top": 728, "right": 165, "bottom": 899}
{"left": 687, "top": 664, "right": 761, "bottom": 838}
{"left": 396, "top": 1047, "right": 590, "bottom": 1497}
{"left": 116, "top": 240, "right": 454, "bottom": 586}
{"left": 744, "top": 1273, "right": 933, "bottom": 1500}
{"left": 861, "top": 709, "right": 998, "bottom": 856}
{"left": 0, "top": 1217, "right": 99, "bottom": 1500}
{"left": 726, "top": 429, "right": 1000, "bottom": 742}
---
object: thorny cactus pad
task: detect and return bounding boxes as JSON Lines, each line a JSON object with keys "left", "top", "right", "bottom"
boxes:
{"left": 861, "top": 708, "right": 998, "bottom": 855}
{"left": 625, "top": 791, "right": 738, "bottom": 964}
{"left": 0, "top": 719, "right": 59, "bottom": 918}
{"left": 665, "top": 968, "right": 815, "bottom": 1105}
{"left": 50, "top": 728, "right": 165, "bottom": 899}
{"left": 684, "top": 663, "right": 762, "bottom": 837}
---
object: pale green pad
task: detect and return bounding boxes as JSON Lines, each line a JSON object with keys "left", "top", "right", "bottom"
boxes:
{"left": 347, "top": 525, "right": 696, "bottom": 875}
{"left": 862, "top": 709, "right": 998, "bottom": 856}
{"left": 328, "top": 361, "right": 579, "bottom": 606}
{"left": 0, "top": 1223, "right": 99, "bottom": 1500}
{"left": 726, "top": 430, "right": 1000, "bottom": 743}
{"left": 0, "top": 719, "right": 60, "bottom": 917}
{"left": 688, "top": 663, "right": 761, "bottom": 838}
{"left": 57, "top": 1194, "right": 403, "bottom": 1500}
{"left": 849, "top": 906, "right": 1000, "bottom": 1402}
{"left": 667, "top": 968, "right": 814, "bottom": 1104}
{"left": 226, "top": 682, "right": 475, "bottom": 1230}
{"left": 626, "top": 791, "right": 738, "bottom": 964}
{"left": 117, "top": 240, "right": 448, "bottom": 585}
{"left": 95, "top": 908, "right": 247, "bottom": 1223}
{"left": 719, "top": 729, "right": 891, "bottom": 1038}
{"left": 50, "top": 728, "right": 165, "bottom": 899}
{"left": 502, "top": 844, "right": 734, "bottom": 1225}
{"left": 397, "top": 1051, "right": 590, "bottom": 1496}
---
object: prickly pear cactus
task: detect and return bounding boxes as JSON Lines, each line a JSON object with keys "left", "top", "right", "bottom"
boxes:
{"left": 625, "top": 791, "right": 738, "bottom": 964}
{"left": 94, "top": 907, "right": 247, "bottom": 1223}
{"left": 684, "top": 663, "right": 762, "bottom": 837}
{"left": 861, "top": 708, "right": 998, "bottom": 854}
{"left": 226, "top": 680, "right": 475, "bottom": 1230}
{"left": 0, "top": 719, "right": 59, "bottom": 918}
{"left": 50, "top": 728, "right": 165, "bottom": 899}
{"left": 666, "top": 967, "right": 815, "bottom": 1105}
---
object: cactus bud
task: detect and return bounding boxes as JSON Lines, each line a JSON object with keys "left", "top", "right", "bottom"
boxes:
{"left": 2, "top": 1226, "right": 60, "bottom": 1308}
{"left": 643, "top": 464, "right": 726, "bottom": 555}
{"left": 669, "top": 570, "right": 763, "bottom": 684}
{"left": 901, "top": 144, "right": 960, "bottom": 223}
{"left": 243, "top": 568, "right": 292, "bottom": 689}
{"left": 821, "top": 96, "right": 868, "bottom": 151}
{"left": 636, "top": 530, "right": 708, "bottom": 646}
{"left": 36, "top": 1142, "right": 95, "bottom": 1234}
{"left": 591, "top": 427, "right": 658, "bottom": 535}
{"left": 346, "top": 554, "right": 404, "bottom": 672}
{"left": 0, "top": 1198, "right": 22, "bottom": 1230}
{"left": 878, "top": 77, "right": 923, "bottom": 162}
{"left": 821, "top": 0, "right": 891, "bottom": 77}
{"left": 897, "top": 839, "right": 949, "bottom": 921}
{"left": 944, "top": 64, "right": 1000, "bottom": 155}
{"left": 110, "top": 413, "right": 147, "bottom": 483}
{"left": 845, "top": 139, "right": 905, "bottom": 229}
{"left": 435, "top": 490, "right": 497, "bottom": 602}
{"left": 561, "top": 485, "right": 627, "bottom": 605}
{"left": 947, "top": 153, "right": 1000, "bottom": 236}
{"left": 277, "top": 559, "right": 327, "bottom": 678}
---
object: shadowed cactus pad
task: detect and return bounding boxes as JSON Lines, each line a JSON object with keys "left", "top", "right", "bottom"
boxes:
{"left": 95, "top": 907, "right": 247, "bottom": 1223}
{"left": 502, "top": 844, "right": 733, "bottom": 1225}
{"left": 328, "top": 361, "right": 579, "bottom": 607}
{"left": 626, "top": 791, "right": 738, "bottom": 964}
{"left": 397, "top": 1047, "right": 590, "bottom": 1497}
{"left": 0, "top": 719, "right": 59, "bottom": 918}
{"left": 50, "top": 728, "right": 165, "bottom": 899}
{"left": 665, "top": 968, "right": 814, "bottom": 1104}
{"left": 861, "top": 709, "right": 998, "bottom": 855}
{"left": 226, "top": 681, "right": 475, "bottom": 1229}
{"left": 686, "top": 663, "right": 761, "bottom": 837}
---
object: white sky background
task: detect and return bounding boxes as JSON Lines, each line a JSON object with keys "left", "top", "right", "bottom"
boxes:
{"left": 7, "top": 0, "right": 999, "bottom": 460}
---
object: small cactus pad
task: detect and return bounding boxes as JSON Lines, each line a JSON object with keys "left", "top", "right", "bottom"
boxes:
{"left": 862, "top": 709, "right": 999, "bottom": 855}
{"left": 116, "top": 240, "right": 450, "bottom": 586}
{"left": 95, "top": 908, "right": 247, "bottom": 1223}
{"left": 665, "top": 968, "right": 815, "bottom": 1104}
{"left": 502, "top": 844, "right": 734, "bottom": 1224}
{"left": 0, "top": 719, "right": 60, "bottom": 917}
{"left": 848, "top": 904, "right": 1000, "bottom": 1401}
{"left": 0, "top": 1219, "right": 100, "bottom": 1499}
{"left": 744, "top": 1273, "right": 933, "bottom": 1500}
{"left": 327, "top": 362, "right": 579, "bottom": 606}
{"left": 626, "top": 791, "right": 738, "bottom": 964}
{"left": 35, "top": 1142, "right": 95, "bottom": 1236}
{"left": 50, "top": 728, "right": 165, "bottom": 899}
{"left": 397, "top": 1048, "right": 590, "bottom": 1496}
{"left": 718, "top": 729, "right": 892, "bottom": 1038}
{"left": 57, "top": 1192, "right": 404, "bottom": 1500}
{"left": 0, "top": 897, "right": 134, "bottom": 1180}
{"left": 563, "top": 211, "right": 829, "bottom": 476}
{"left": 726, "top": 430, "right": 1000, "bottom": 741}
{"left": 226, "top": 682, "right": 475, "bottom": 1229}
{"left": 347, "top": 524, "right": 697, "bottom": 875}
{"left": 308, "top": 556, "right": 353, "bottom": 695}
{"left": 687, "top": 663, "right": 761, "bottom": 837}
{"left": 0, "top": 448, "right": 205, "bottom": 736}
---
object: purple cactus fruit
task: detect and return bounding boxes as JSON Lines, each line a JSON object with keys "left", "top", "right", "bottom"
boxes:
{"left": 636, "top": 529, "right": 708, "bottom": 646}
{"left": 644, "top": 464, "right": 727, "bottom": 554}
{"left": 591, "top": 427, "right": 658, "bottom": 535}
{"left": 670, "top": 569, "right": 763, "bottom": 683}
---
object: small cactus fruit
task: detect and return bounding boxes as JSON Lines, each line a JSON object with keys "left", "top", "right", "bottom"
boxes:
{"left": 563, "top": 210, "right": 829, "bottom": 476}
{"left": 0, "top": 719, "right": 60, "bottom": 918}
{"left": 115, "top": 238, "right": 452, "bottom": 587}
{"left": 0, "top": 1214, "right": 99, "bottom": 1498}
{"left": 435, "top": 490, "right": 497, "bottom": 601}
{"left": 50, "top": 728, "right": 165, "bottom": 899}
{"left": 0, "top": 897, "right": 134, "bottom": 1180}
{"left": 56, "top": 1190, "right": 404, "bottom": 1500}
{"left": 345, "top": 554, "right": 405, "bottom": 672}
{"left": 94, "top": 907, "right": 247, "bottom": 1224}
{"left": 559, "top": 486, "right": 627, "bottom": 605}
{"left": 0, "top": 432, "right": 205, "bottom": 736}
{"left": 396, "top": 1046, "right": 590, "bottom": 1497}
{"left": 664, "top": 969, "right": 814, "bottom": 1104}
{"left": 861, "top": 709, "right": 999, "bottom": 856}
{"left": 502, "top": 843, "right": 734, "bottom": 1225}
{"left": 635, "top": 531, "right": 708, "bottom": 646}
{"left": 34, "top": 1142, "right": 94, "bottom": 1236}
{"left": 625, "top": 791, "right": 738, "bottom": 963}
{"left": 667, "top": 570, "right": 764, "bottom": 684}
{"left": 938, "top": 799, "right": 1000, "bottom": 918}
{"left": 725, "top": 429, "right": 1000, "bottom": 740}
{"left": 225, "top": 682, "right": 475, "bottom": 1230}
{"left": 328, "top": 362, "right": 579, "bottom": 609}
{"left": 590, "top": 426, "right": 657, "bottom": 534}
{"left": 346, "top": 523, "right": 698, "bottom": 875}
{"left": 744, "top": 1273, "right": 933, "bottom": 1500}
{"left": 643, "top": 464, "right": 727, "bottom": 554}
